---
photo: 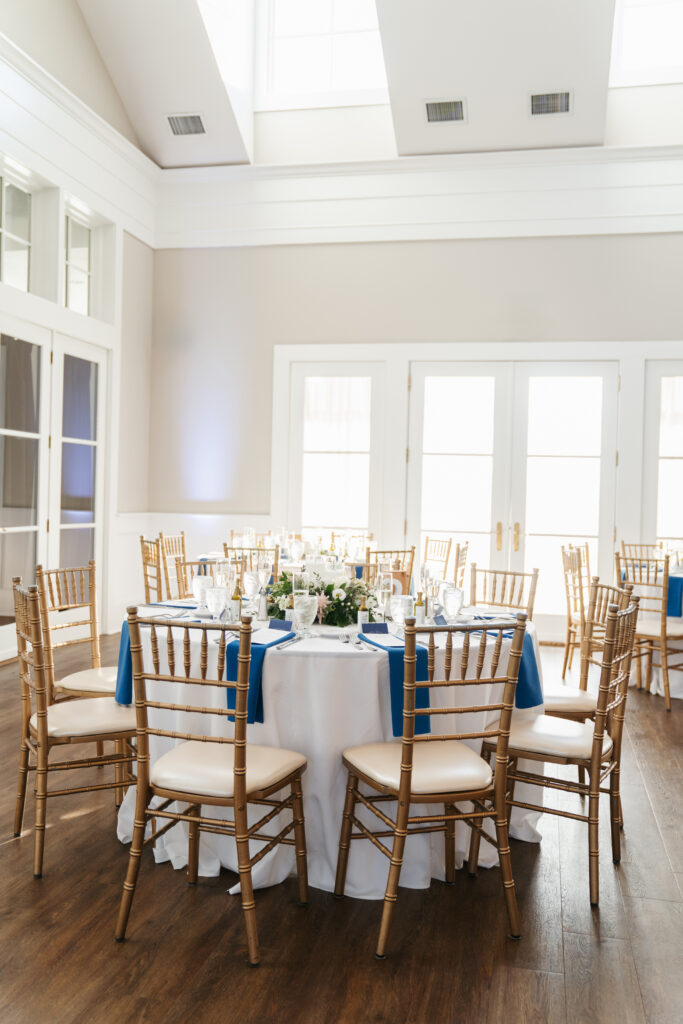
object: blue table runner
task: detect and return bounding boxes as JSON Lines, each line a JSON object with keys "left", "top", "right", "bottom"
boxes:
{"left": 668, "top": 575, "right": 683, "bottom": 617}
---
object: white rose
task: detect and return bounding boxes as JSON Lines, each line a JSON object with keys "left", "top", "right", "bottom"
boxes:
{"left": 332, "top": 587, "right": 346, "bottom": 601}
{"left": 278, "top": 596, "right": 289, "bottom": 610}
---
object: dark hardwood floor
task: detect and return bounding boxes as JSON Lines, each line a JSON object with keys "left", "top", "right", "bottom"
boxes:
{"left": 1, "top": 637, "right": 681, "bottom": 1024}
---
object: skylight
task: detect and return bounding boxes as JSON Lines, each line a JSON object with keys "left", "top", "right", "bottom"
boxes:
{"left": 610, "top": 0, "right": 683, "bottom": 87}
{"left": 254, "top": 0, "right": 389, "bottom": 111}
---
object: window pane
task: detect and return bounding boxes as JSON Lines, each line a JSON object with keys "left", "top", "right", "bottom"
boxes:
{"left": 525, "top": 457, "right": 600, "bottom": 535}
{"left": 272, "top": 35, "right": 332, "bottom": 93}
{"left": 0, "top": 531, "right": 37, "bottom": 624}
{"left": 66, "top": 266, "right": 89, "bottom": 315}
{"left": 68, "top": 219, "right": 91, "bottom": 272}
{"left": 659, "top": 377, "right": 683, "bottom": 457}
{"left": 657, "top": 460, "right": 683, "bottom": 538}
{"left": 3, "top": 236, "right": 29, "bottom": 291}
{"left": 421, "top": 454, "right": 493, "bottom": 533}
{"left": 274, "top": 0, "right": 332, "bottom": 36}
{"left": 419, "top": 530, "right": 490, "bottom": 583}
{"left": 303, "top": 377, "right": 371, "bottom": 451}
{"left": 527, "top": 377, "right": 602, "bottom": 456}
{"left": 332, "top": 31, "right": 386, "bottom": 91}
{"left": 0, "top": 436, "right": 38, "bottom": 526}
{"left": 524, "top": 535, "right": 597, "bottom": 615}
{"left": 5, "top": 184, "right": 31, "bottom": 241}
{"left": 60, "top": 443, "right": 96, "bottom": 523}
{"left": 59, "top": 526, "right": 94, "bottom": 568}
{"left": 0, "top": 336, "right": 40, "bottom": 433}
{"left": 423, "top": 377, "right": 495, "bottom": 454}
{"left": 62, "top": 355, "right": 98, "bottom": 440}
{"left": 301, "top": 452, "right": 369, "bottom": 528}
{"left": 333, "top": 0, "right": 379, "bottom": 32}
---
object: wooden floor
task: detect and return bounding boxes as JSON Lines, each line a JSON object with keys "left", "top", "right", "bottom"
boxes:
{"left": 1, "top": 637, "right": 681, "bottom": 1024}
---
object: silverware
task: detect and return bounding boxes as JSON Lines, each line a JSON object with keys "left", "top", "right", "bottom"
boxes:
{"left": 275, "top": 636, "right": 302, "bottom": 650}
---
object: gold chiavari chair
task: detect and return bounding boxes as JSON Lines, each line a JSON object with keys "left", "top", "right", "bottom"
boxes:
{"left": 222, "top": 545, "right": 280, "bottom": 584}
{"left": 174, "top": 558, "right": 216, "bottom": 599}
{"left": 560, "top": 545, "right": 585, "bottom": 678}
{"left": 452, "top": 541, "right": 469, "bottom": 589}
{"left": 620, "top": 541, "right": 664, "bottom": 561}
{"left": 574, "top": 541, "right": 591, "bottom": 580}
{"left": 115, "top": 611, "right": 308, "bottom": 966}
{"left": 366, "top": 547, "right": 416, "bottom": 594}
{"left": 36, "top": 561, "right": 117, "bottom": 701}
{"left": 476, "top": 597, "right": 639, "bottom": 906}
{"left": 615, "top": 552, "right": 683, "bottom": 712}
{"left": 469, "top": 564, "right": 539, "bottom": 620}
{"left": 159, "top": 531, "right": 187, "bottom": 600}
{"left": 334, "top": 614, "right": 528, "bottom": 958}
{"left": 423, "top": 536, "right": 452, "bottom": 580}
{"left": 12, "top": 580, "right": 136, "bottom": 875}
{"left": 230, "top": 529, "right": 273, "bottom": 548}
{"left": 140, "top": 536, "right": 163, "bottom": 604}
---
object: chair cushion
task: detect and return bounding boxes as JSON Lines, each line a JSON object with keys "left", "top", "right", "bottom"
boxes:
{"left": 150, "top": 741, "right": 307, "bottom": 798}
{"left": 55, "top": 666, "right": 117, "bottom": 695}
{"left": 543, "top": 685, "right": 597, "bottom": 715}
{"left": 31, "top": 698, "right": 136, "bottom": 738}
{"left": 507, "top": 715, "right": 613, "bottom": 761}
{"left": 637, "top": 617, "right": 683, "bottom": 639}
{"left": 343, "top": 740, "right": 492, "bottom": 795}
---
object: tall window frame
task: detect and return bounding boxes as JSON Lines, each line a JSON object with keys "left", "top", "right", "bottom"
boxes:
{"left": 0, "top": 177, "right": 32, "bottom": 293}
{"left": 64, "top": 213, "right": 92, "bottom": 316}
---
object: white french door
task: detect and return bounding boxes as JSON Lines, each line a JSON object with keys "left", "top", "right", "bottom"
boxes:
{"left": 407, "top": 360, "right": 619, "bottom": 631}
{"left": 642, "top": 360, "right": 683, "bottom": 550}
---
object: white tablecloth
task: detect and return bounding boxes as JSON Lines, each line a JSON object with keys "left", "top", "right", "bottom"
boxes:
{"left": 117, "top": 619, "right": 545, "bottom": 899}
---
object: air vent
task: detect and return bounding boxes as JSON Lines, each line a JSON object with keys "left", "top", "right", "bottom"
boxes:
{"left": 530, "top": 92, "right": 571, "bottom": 116}
{"left": 167, "top": 114, "right": 205, "bottom": 136}
{"left": 426, "top": 100, "right": 465, "bottom": 123}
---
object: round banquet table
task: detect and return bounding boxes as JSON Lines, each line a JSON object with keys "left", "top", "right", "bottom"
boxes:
{"left": 117, "top": 616, "right": 545, "bottom": 900}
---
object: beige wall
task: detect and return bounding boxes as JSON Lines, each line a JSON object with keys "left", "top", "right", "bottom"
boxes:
{"left": 151, "top": 233, "right": 683, "bottom": 513}
{"left": 1, "top": 0, "right": 138, "bottom": 145}
{"left": 118, "top": 232, "right": 153, "bottom": 511}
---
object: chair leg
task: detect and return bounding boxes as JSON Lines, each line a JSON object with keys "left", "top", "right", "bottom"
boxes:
{"left": 467, "top": 808, "right": 482, "bottom": 877}
{"left": 96, "top": 740, "right": 105, "bottom": 765}
{"left": 33, "top": 749, "right": 48, "bottom": 878}
{"left": 187, "top": 805, "right": 200, "bottom": 885}
{"left": 578, "top": 766, "right": 586, "bottom": 789}
{"left": 115, "top": 808, "right": 147, "bottom": 941}
{"left": 14, "top": 737, "right": 30, "bottom": 837}
{"left": 494, "top": 789, "right": 520, "bottom": 938}
{"left": 635, "top": 645, "right": 643, "bottom": 690}
{"left": 235, "top": 803, "right": 260, "bottom": 966}
{"left": 376, "top": 806, "right": 409, "bottom": 959}
{"left": 506, "top": 756, "right": 517, "bottom": 827}
{"left": 609, "top": 768, "right": 621, "bottom": 864}
{"left": 291, "top": 775, "right": 309, "bottom": 906}
{"left": 660, "top": 643, "right": 672, "bottom": 712}
{"left": 114, "top": 741, "right": 124, "bottom": 807}
{"left": 445, "top": 803, "right": 456, "bottom": 884}
{"left": 561, "top": 626, "right": 572, "bottom": 679}
{"left": 334, "top": 772, "right": 358, "bottom": 898}
{"left": 645, "top": 643, "right": 653, "bottom": 693}
{"left": 588, "top": 769, "right": 600, "bottom": 906}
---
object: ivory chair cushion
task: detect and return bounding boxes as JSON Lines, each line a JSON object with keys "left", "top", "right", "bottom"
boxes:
{"left": 55, "top": 666, "right": 117, "bottom": 695}
{"left": 542, "top": 685, "right": 597, "bottom": 716}
{"left": 30, "top": 698, "right": 136, "bottom": 738}
{"left": 150, "top": 741, "right": 307, "bottom": 799}
{"left": 343, "top": 740, "right": 493, "bottom": 796}
{"left": 507, "top": 714, "right": 613, "bottom": 761}
{"left": 636, "top": 617, "right": 683, "bottom": 639}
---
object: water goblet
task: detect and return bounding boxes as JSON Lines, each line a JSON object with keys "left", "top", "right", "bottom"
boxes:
{"left": 293, "top": 593, "right": 318, "bottom": 638}
{"left": 191, "top": 573, "right": 213, "bottom": 611}
{"left": 205, "top": 587, "right": 227, "bottom": 623}
{"left": 443, "top": 586, "right": 465, "bottom": 622}
{"left": 390, "top": 594, "right": 415, "bottom": 634}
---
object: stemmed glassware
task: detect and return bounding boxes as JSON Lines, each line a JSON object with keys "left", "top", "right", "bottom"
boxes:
{"left": 390, "top": 594, "right": 415, "bottom": 635}
{"left": 242, "top": 572, "right": 259, "bottom": 614}
{"left": 205, "top": 587, "right": 227, "bottom": 622}
{"left": 375, "top": 572, "right": 393, "bottom": 622}
{"left": 443, "top": 585, "right": 465, "bottom": 622}
{"left": 191, "top": 573, "right": 213, "bottom": 612}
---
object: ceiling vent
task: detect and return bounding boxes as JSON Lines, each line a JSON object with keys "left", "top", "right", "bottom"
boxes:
{"left": 530, "top": 92, "right": 571, "bottom": 116}
{"left": 426, "top": 100, "right": 465, "bottom": 123}
{"left": 167, "top": 114, "right": 206, "bottom": 136}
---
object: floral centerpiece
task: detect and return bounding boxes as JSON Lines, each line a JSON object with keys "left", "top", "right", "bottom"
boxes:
{"left": 268, "top": 569, "right": 377, "bottom": 628}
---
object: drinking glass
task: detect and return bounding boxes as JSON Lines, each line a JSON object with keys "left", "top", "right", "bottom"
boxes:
{"left": 390, "top": 594, "right": 415, "bottom": 632}
{"left": 205, "top": 587, "right": 227, "bottom": 622}
{"left": 191, "top": 574, "right": 213, "bottom": 610}
{"left": 292, "top": 571, "right": 308, "bottom": 597}
{"left": 376, "top": 573, "right": 393, "bottom": 622}
{"left": 443, "top": 586, "right": 465, "bottom": 622}
{"left": 243, "top": 572, "right": 259, "bottom": 613}
{"left": 293, "top": 593, "right": 318, "bottom": 637}
{"left": 291, "top": 539, "right": 305, "bottom": 562}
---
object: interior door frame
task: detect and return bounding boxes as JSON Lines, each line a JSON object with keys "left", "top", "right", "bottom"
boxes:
{"left": 642, "top": 358, "right": 683, "bottom": 545}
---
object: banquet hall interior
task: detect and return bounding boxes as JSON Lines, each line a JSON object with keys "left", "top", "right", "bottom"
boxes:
{"left": 0, "top": 1, "right": 682, "bottom": 1022}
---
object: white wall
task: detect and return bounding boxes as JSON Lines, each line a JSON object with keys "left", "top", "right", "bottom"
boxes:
{"left": 150, "top": 233, "right": 683, "bottom": 515}
{"left": 0, "top": 0, "right": 138, "bottom": 145}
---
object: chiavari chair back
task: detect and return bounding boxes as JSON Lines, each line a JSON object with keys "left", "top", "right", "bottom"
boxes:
{"left": 174, "top": 558, "right": 216, "bottom": 599}
{"left": 615, "top": 552, "right": 681, "bottom": 710}
{"left": 366, "top": 546, "right": 415, "bottom": 593}
{"left": 115, "top": 611, "right": 308, "bottom": 965}
{"left": 335, "top": 614, "right": 527, "bottom": 957}
{"left": 560, "top": 545, "right": 585, "bottom": 678}
{"left": 222, "top": 545, "right": 280, "bottom": 585}
{"left": 422, "top": 536, "right": 452, "bottom": 580}
{"left": 453, "top": 542, "right": 469, "bottom": 589}
{"left": 620, "top": 541, "right": 663, "bottom": 561}
{"left": 493, "top": 597, "right": 639, "bottom": 905}
{"left": 140, "top": 536, "right": 162, "bottom": 604}
{"left": 469, "top": 564, "right": 539, "bottom": 620}
{"left": 35, "top": 561, "right": 116, "bottom": 700}
{"left": 230, "top": 529, "right": 273, "bottom": 548}
{"left": 12, "top": 580, "right": 136, "bottom": 876}
{"left": 159, "top": 532, "right": 187, "bottom": 600}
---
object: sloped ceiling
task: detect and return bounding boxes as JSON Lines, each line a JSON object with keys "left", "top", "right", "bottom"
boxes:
{"left": 376, "top": 0, "right": 617, "bottom": 156}
{"left": 77, "top": 0, "right": 253, "bottom": 168}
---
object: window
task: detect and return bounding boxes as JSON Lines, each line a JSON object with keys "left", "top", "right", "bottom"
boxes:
{"left": 610, "top": 0, "right": 683, "bottom": 87}
{"left": 255, "top": 0, "right": 388, "bottom": 110}
{"left": 656, "top": 375, "right": 683, "bottom": 550}
{"left": 0, "top": 179, "right": 31, "bottom": 292}
{"left": 65, "top": 215, "right": 91, "bottom": 315}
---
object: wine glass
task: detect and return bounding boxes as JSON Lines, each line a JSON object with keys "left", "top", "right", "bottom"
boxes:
{"left": 291, "top": 538, "right": 305, "bottom": 562}
{"left": 242, "top": 572, "right": 259, "bottom": 614}
{"left": 205, "top": 587, "right": 227, "bottom": 622}
{"left": 376, "top": 573, "right": 393, "bottom": 622}
{"left": 443, "top": 586, "right": 465, "bottom": 622}
{"left": 390, "top": 594, "right": 415, "bottom": 634}
{"left": 191, "top": 573, "right": 213, "bottom": 611}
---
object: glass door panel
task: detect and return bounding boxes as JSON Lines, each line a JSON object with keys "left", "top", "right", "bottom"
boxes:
{"left": 644, "top": 365, "right": 683, "bottom": 551}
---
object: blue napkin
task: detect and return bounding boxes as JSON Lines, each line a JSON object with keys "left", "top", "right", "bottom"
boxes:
{"left": 269, "top": 618, "right": 293, "bottom": 631}
{"left": 361, "top": 622, "right": 389, "bottom": 634}
{"left": 469, "top": 617, "right": 542, "bottom": 709}
{"left": 226, "top": 630, "right": 295, "bottom": 724}
{"left": 668, "top": 575, "right": 683, "bottom": 617}
{"left": 358, "top": 634, "right": 430, "bottom": 737}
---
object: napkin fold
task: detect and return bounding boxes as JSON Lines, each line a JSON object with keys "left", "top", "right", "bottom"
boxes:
{"left": 226, "top": 629, "right": 295, "bottom": 724}
{"left": 668, "top": 575, "right": 683, "bottom": 617}
{"left": 359, "top": 634, "right": 430, "bottom": 737}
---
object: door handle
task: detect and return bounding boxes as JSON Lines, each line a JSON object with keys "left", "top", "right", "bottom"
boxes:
{"left": 496, "top": 522, "right": 502, "bottom": 551}
{"left": 513, "top": 522, "right": 520, "bottom": 552}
